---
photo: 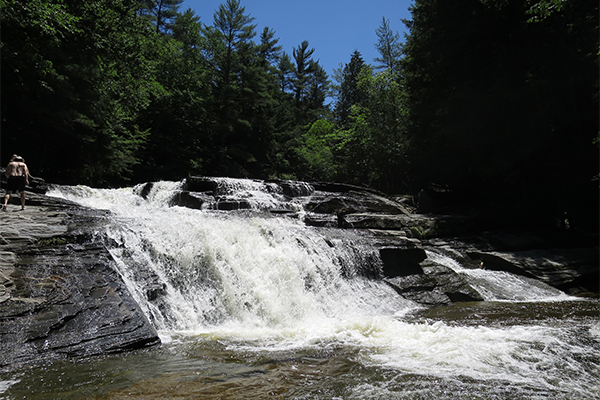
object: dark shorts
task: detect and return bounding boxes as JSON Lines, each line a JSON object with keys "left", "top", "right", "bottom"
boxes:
{"left": 5, "top": 176, "right": 26, "bottom": 193}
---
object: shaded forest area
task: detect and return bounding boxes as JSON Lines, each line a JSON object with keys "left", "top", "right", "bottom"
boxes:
{"left": 1, "top": 0, "right": 598, "bottom": 230}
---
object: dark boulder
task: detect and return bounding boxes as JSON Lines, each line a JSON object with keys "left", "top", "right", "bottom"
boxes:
{"left": 171, "top": 191, "right": 211, "bottom": 210}
{"left": 137, "top": 182, "right": 154, "bottom": 199}
{"left": 379, "top": 247, "right": 427, "bottom": 277}
{"left": 468, "top": 247, "right": 599, "bottom": 296}
{"left": 215, "top": 198, "right": 251, "bottom": 210}
{"left": 185, "top": 176, "right": 218, "bottom": 194}
{"left": 305, "top": 191, "right": 410, "bottom": 215}
{"left": 0, "top": 194, "right": 160, "bottom": 373}
{"left": 385, "top": 265, "right": 484, "bottom": 307}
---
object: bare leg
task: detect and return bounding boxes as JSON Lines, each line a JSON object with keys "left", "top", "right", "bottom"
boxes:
{"left": 3, "top": 194, "right": 9, "bottom": 210}
{"left": 20, "top": 191, "right": 25, "bottom": 210}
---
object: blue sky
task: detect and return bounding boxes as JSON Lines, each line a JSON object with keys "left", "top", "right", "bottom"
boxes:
{"left": 181, "top": 0, "right": 413, "bottom": 78}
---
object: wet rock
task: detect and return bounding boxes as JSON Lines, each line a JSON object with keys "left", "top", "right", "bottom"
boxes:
{"left": 468, "top": 248, "right": 599, "bottom": 296}
{"left": 171, "top": 191, "right": 211, "bottom": 210}
{"left": 0, "top": 194, "right": 159, "bottom": 373}
{"left": 379, "top": 247, "right": 426, "bottom": 277}
{"left": 305, "top": 190, "right": 410, "bottom": 215}
{"left": 303, "top": 213, "right": 338, "bottom": 227}
{"left": 137, "top": 182, "right": 154, "bottom": 199}
{"left": 385, "top": 265, "right": 484, "bottom": 307}
{"left": 185, "top": 176, "right": 217, "bottom": 194}
{"left": 215, "top": 198, "right": 251, "bottom": 210}
{"left": 344, "top": 213, "right": 410, "bottom": 230}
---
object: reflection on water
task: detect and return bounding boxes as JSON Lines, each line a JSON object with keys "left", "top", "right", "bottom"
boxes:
{"left": 3, "top": 300, "right": 599, "bottom": 400}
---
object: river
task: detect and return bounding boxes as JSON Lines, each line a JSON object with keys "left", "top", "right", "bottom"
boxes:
{"left": 1, "top": 180, "right": 598, "bottom": 399}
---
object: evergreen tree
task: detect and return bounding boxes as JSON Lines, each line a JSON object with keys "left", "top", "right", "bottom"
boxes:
{"left": 134, "top": 9, "right": 212, "bottom": 181}
{"left": 334, "top": 50, "right": 368, "bottom": 129}
{"left": 292, "top": 40, "right": 316, "bottom": 107}
{"left": 208, "top": 0, "right": 258, "bottom": 176}
{"left": 374, "top": 17, "right": 402, "bottom": 75}
{"left": 138, "top": 0, "right": 184, "bottom": 34}
{"left": 305, "top": 61, "right": 329, "bottom": 113}
{"left": 402, "top": 0, "right": 598, "bottom": 227}
{"left": 276, "top": 53, "right": 295, "bottom": 94}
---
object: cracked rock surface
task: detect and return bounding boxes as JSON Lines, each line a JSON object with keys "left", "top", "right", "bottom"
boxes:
{"left": 0, "top": 193, "right": 159, "bottom": 373}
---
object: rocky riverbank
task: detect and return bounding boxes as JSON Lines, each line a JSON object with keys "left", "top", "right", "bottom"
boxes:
{"left": 0, "top": 193, "right": 159, "bottom": 373}
{"left": 0, "top": 177, "right": 597, "bottom": 372}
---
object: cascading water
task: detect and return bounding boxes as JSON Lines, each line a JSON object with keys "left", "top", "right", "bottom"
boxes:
{"left": 426, "top": 251, "right": 573, "bottom": 302}
{"left": 59, "top": 181, "right": 413, "bottom": 336}
{"left": 3, "top": 179, "right": 598, "bottom": 400}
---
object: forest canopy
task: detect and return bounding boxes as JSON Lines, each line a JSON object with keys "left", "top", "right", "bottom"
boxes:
{"left": 1, "top": 0, "right": 598, "bottom": 228}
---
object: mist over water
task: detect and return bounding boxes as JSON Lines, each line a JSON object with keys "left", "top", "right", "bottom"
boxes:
{"left": 3, "top": 180, "right": 598, "bottom": 399}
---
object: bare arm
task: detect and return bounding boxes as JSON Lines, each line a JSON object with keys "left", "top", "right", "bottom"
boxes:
{"left": 24, "top": 164, "right": 30, "bottom": 185}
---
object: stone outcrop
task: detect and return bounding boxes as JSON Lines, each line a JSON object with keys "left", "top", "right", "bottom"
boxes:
{"left": 385, "top": 265, "right": 484, "bottom": 306}
{"left": 0, "top": 193, "right": 159, "bottom": 373}
{"left": 468, "top": 247, "right": 599, "bottom": 296}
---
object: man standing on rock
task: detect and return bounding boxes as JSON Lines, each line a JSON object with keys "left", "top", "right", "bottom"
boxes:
{"left": 3, "top": 155, "right": 30, "bottom": 211}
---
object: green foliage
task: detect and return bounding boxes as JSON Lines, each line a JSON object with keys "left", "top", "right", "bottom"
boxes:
{"left": 525, "top": 0, "right": 567, "bottom": 21}
{"left": 1, "top": 0, "right": 167, "bottom": 185}
{"left": 2, "top": 0, "right": 595, "bottom": 232}
{"left": 374, "top": 17, "right": 402, "bottom": 75}
{"left": 297, "top": 119, "right": 338, "bottom": 181}
{"left": 332, "top": 66, "right": 409, "bottom": 190}
{"left": 36, "top": 237, "right": 68, "bottom": 247}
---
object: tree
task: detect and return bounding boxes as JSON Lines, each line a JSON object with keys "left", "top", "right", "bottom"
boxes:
{"left": 305, "top": 61, "right": 329, "bottom": 113}
{"left": 206, "top": 0, "right": 259, "bottom": 176}
{"left": 292, "top": 40, "right": 316, "bottom": 106}
{"left": 1, "top": 0, "right": 165, "bottom": 185}
{"left": 276, "top": 53, "right": 295, "bottom": 94}
{"left": 297, "top": 119, "right": 337, "bottom": 181}
{"left": 289, "top": 40, "right": 329, "bottom": 124}
{"left": 374, "top": 17, "right": 402, "bottom": 75}
{"left": 212, "top": 0, "right": 256, "bottom": 91}
{"left": 334, "top": 50, "right": 368, "bottom": 129}
{"left": 138, "top": 0, "right": 184, "bottom": 34}
{"left": 134, "top": 9, "right": 212, "bottom": 181}
{"left": 335, "top": 68, "right": 408, "bottom": 189}
{"left": 402, "top": 0, "right": 598, "bottom": 227}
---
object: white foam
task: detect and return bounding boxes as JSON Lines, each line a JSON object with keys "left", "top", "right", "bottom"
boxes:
{"left": 46, "top": 182, "right": 600, "bottom": 397}
{"left": 0, "top": 378, "right": 20, "bottom": 395}
{"left": 426, "top": 251, "right": 573, "bottom": 302}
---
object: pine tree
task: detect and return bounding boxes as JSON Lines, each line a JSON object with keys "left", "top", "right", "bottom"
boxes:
{"left": 138, "top": 0, "right": 184, "bottom": 34}
{"left": 292, "top": 40, "right": 316, "bottom": 106}
{"left": 334, "top": 50, "right": 368, "bottom": 129}
{"left": 374, "top": 17, "right": 402, "bottom": 75}
{"left": 276, "top": 53, "right": 295, "bottom": 94}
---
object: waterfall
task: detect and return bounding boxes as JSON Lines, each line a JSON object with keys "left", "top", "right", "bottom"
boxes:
{"left": 43, "top": 180, "right": 599, "bottom": 398}
{"left": 48, "top": 180, "right": 573, "bottom": 331}
{"left": 49, "top": 181, "right": 416, "bottom": 335}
